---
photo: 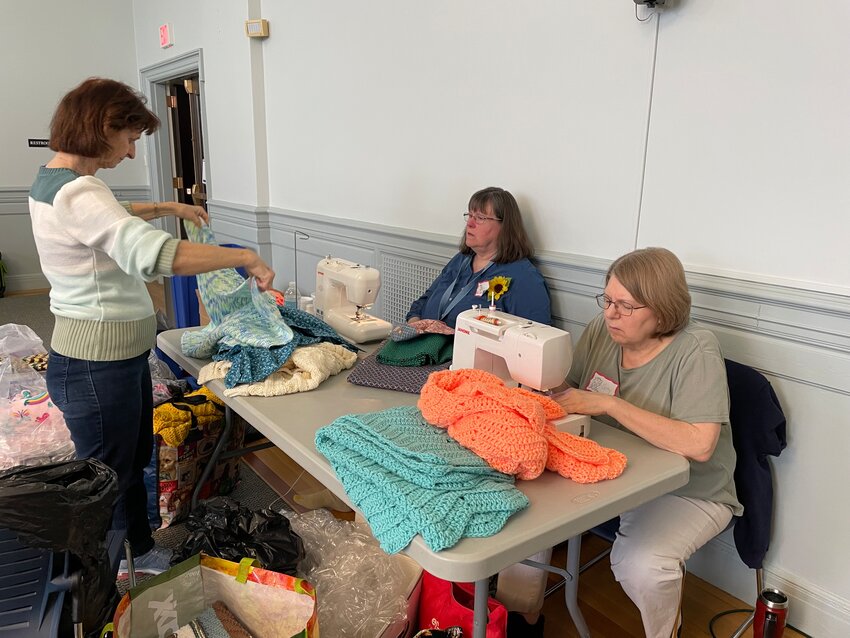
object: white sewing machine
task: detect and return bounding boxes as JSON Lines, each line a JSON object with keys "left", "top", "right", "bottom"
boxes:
{"left": 314, "top": 256, "right": 392, "bottom": 344}
{"left": 452, "top": 308, "right": 591, "bottom": 437}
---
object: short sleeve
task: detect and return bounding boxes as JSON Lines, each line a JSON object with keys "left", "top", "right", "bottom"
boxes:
{"left": 670, "top": 336, "right": 729, "bottom": 424}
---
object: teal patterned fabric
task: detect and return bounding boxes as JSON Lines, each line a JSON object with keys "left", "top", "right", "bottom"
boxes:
{"left": 179, "top": 224, "right": 293, "bottom": 360}
{"left": 315, "top": 406, "right": 528, "bottom": 554}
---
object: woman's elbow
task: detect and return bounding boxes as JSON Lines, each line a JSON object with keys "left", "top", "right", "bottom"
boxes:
{"left": 688, "top": 434, "right": 720, "bottom": 463}
{"left": 688, "top": 449, "right": 714, "bottom": 463}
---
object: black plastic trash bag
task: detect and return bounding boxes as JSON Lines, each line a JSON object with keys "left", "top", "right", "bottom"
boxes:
{"left": 174, "top": 496, "right": 305, "bottom": 575}
{"left": 0, "top": 458, "right": 119, "bottom": 633}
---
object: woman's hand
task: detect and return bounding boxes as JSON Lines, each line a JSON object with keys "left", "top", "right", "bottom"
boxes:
{"left": 555, "top": 387, "right": 722, "bottom": 461}
{"left": 171, "top": 203, "right": 209, "bottom": 228}
{"left": 244, "top": 253, "right": 275, "bottom": 292}
{"left": 553, "top": 388, "right": 613, "bottom": 417}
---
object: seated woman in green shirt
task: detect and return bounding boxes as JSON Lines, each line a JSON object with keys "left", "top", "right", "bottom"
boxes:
{"left": 553, "top": 247, "right": 741, "bottom": 638}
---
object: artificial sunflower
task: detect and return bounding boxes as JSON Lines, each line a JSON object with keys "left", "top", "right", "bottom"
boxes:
{"left": 488, "top": 276, "right": 511, "bottom": 301}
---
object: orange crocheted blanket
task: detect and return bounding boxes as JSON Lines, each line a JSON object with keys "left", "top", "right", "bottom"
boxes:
{"left": 418, "top": 368, "right": 627, "bottom": 483}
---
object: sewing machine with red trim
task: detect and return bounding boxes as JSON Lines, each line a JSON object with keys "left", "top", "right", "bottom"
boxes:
{"left": 452, "top": 308, "right": 591, "bottom": 436}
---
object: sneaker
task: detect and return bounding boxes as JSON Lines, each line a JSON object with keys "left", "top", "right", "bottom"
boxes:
{"left": 118, "top": 544, "right": 173, "bottom": 576}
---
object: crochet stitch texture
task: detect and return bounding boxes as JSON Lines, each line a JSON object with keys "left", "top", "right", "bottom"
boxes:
{"left": 315, "top": 406, "right": 529, "bottom": 554}
{"left": 419, "top": 369, "right": 627, "bottom": 483}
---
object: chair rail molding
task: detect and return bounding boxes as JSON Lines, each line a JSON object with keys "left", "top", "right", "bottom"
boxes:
{"left": 249, "top": 208, "right": 849, "bottom": 382}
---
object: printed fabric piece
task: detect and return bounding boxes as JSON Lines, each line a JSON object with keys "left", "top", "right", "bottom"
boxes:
{"left": 212, "top": 307, "right": 359, "bottom": 388}
{"left": 21, "top": 353, "right": 49, "bottom": 372}
{"left": 347, "top": 348, "right": 450, "bottom": 394}
{"left": 198, "top": 343, "right": 357, "bottom": 397}
{"left": 315, "top": 406, "right": 529, "bottom": 554}
{"left": 376, "top": 333, "right": 453, "bottom": 367}
{"left": 1, "top": 390, "right": 75, "bottom": 470}
{"left": 419, "top": 368, "right": 627, "bottom": 484}
{"left": 180, "top": 224, "right": 293, "bottom": 360}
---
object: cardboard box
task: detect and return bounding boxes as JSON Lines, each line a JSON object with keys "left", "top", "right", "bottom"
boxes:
{"left": 196, "top": 289, "right": 210, "bottom": 326}
{"left": 244, "top": 446, "right": 354, "bottom": 519}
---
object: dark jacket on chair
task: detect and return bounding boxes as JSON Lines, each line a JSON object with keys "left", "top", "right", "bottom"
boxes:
{"left": 725, "top": 359, "right": 787, "bottom": 569}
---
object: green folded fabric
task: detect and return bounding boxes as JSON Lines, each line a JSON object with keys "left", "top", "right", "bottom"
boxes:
{"left": 376, "top": 333, "right": 453, "bottom": 367}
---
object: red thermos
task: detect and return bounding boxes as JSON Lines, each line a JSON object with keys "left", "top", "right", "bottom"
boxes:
{"left": 753, "top": 588, "right": 789, "bottom": 638}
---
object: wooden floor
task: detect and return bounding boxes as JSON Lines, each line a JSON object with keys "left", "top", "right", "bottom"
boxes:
{"left": 541, "top": 535, "right": 804, "bottom": 637}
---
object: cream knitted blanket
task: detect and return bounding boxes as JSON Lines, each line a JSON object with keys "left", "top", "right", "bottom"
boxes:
{"left": 197, "top": 343, "right": 357, "bottom": 397}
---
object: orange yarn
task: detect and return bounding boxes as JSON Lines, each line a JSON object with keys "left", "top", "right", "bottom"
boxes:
{"left": 419, "top": 368, "right": 627, "bottom": 483}
{"left": 544, "top": 424, "right": 627, "bottom": 483}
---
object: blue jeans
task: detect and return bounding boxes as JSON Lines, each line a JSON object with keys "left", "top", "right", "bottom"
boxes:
{"left": 47, "top": 350, "right": 155, "bottom": 556}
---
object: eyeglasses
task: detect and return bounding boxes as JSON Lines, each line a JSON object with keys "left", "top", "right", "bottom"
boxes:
{"left": 595, "top": 293, "right": 647, "bottom": 316}
{"left": 463, "top": 212, "right": 501, "bottom": 224}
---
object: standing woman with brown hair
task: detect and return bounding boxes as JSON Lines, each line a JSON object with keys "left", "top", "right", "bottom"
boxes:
{"left": 29, "top": 77, "right": 276, "bottom": 575}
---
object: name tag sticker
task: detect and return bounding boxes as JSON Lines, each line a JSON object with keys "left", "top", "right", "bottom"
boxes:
{"left": 475, "top": 280, "right": 490, "bottom": 296}
{"left": 585, "top": 371, "right": 619, "bottom": 396}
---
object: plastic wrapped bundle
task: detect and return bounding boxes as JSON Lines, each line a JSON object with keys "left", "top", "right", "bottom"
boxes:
{"left": 287, "top": 509, "right": 412, "bottom": 637}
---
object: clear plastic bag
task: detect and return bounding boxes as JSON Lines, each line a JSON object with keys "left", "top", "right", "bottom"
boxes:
{"left": 0, "top": 323, "right": 45, "bottom": 359}
{"left": 0, "top": 356, "right": 75, "bottom": 470}
{"left": 286, "top": 509, "right": 413, "bottom": 637}
{"left": 148, "top": 350, "right": 189, "bottom": 406}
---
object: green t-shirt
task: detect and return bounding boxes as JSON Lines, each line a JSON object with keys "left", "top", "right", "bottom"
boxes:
{"left": 568, "top": 314, "right": 742, "bottom": 514}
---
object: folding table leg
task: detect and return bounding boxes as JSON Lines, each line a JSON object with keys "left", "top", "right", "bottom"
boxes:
{"left": 565, "top": 534, "right": 591, "bottom": 637}
{"left": 472, "top": 578, "right": 490, "bottom": 638}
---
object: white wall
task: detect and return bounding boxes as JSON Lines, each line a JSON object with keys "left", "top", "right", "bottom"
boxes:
{"left": 131, "top": 0, "right": 265, "bottom": 207}
{"left": 0, "top": 0, "right": 143, "bottom": 292}
{"left": 259, "top": 0, "right": 850, "bottom": 296}
{"left": 0, "top": 0, "right": 144, "bottom": 188}
{"left": 639, "top": 0, "right": 850, "bottom": 294}
{"left": 261, "top": 1, "right": 654, "bottom": 260}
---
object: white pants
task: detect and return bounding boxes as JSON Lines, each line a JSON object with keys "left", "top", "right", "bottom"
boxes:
{"left": 495, "top": 494, "right": 732, "bottom": 638}
{"left": 611, "top": 494, "right": 733, "bottom": 638}
{"left": 496, "top": 547, "right": 553, "bottom": 613}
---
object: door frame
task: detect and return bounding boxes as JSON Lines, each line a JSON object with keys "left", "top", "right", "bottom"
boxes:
{"left": 139, "top": 49, "right": 211, "bottom": 239}
{"left": 139, "top": 49, "right": 211, "bottom": 325}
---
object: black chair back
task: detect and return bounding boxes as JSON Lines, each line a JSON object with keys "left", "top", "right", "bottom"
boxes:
{"left": 725, "top": 359, "right": 787, "bottom": 570}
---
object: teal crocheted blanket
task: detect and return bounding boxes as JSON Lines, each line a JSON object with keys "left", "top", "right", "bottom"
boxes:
{"left": 315, "top": 406, "right": 528, "bottom": 553}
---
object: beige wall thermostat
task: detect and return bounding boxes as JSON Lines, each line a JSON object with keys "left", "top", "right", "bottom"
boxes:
{"left": 245, "top": 19, "right": 270, "bottom": 39}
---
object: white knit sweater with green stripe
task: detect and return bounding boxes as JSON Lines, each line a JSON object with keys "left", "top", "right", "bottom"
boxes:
{"left": 29, "top": 166, "right": 180, "bottom": 361}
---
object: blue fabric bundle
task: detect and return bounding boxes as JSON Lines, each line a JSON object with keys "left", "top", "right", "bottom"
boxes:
{"left": 315, "top": 406, "right": 529, "bottom": 554}
{"left": 180, "top": 224, "right": 358, "bottom": 387}
{"left": 212, "top": 307, "right": 359, "bottom": 388}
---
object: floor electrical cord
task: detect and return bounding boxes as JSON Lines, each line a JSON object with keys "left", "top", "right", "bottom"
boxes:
{"left": 708, "top": 608, "right": 813, "bottom": 638}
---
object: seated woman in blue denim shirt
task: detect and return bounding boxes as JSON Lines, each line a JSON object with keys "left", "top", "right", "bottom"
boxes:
{"left": 406, "top": 187, "right": 552, "bottom": 328}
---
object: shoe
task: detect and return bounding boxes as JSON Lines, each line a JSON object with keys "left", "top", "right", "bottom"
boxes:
{"left": 118, "top": 544, "right": 173, "bottom": 576}
{"left": 507, "top": 611, "right": 545, "bottom": 638}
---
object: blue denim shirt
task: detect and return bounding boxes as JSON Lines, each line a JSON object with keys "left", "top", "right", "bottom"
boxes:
{"left": 407, "top": 252, "right": 552, "bottom": 328}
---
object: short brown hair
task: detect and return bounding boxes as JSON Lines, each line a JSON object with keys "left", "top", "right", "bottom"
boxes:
{"left": 49, "top": 78, "right": 160, "bottom": 157}
{"left": 459, "top": 187, "right": 534, "bottom": 263}
{"left": 606, "top": 247, "right": 691, "bottom": 337}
